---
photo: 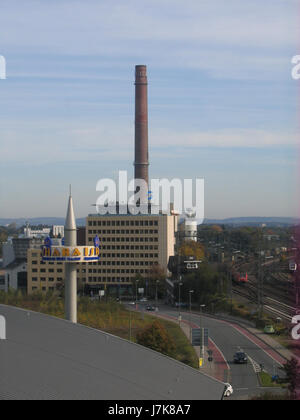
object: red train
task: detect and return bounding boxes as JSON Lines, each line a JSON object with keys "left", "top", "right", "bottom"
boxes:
{"left": 232, "top": 271, "right": 248, "bottom": 284}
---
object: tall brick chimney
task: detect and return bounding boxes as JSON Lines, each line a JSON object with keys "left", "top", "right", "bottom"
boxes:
{"left": 134, "top": 65, "right": 149, "bottom": 202}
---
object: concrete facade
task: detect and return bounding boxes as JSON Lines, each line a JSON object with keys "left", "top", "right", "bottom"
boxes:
{"left": 85, "top": 213, "right": 177, "bottom": 290}
{"left": 26, "top": 213, "right": 177, "bottom": 295}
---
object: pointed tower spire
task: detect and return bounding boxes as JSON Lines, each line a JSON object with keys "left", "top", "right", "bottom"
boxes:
{"left": 65, "top": 189, "right": 77, "bottom": 246}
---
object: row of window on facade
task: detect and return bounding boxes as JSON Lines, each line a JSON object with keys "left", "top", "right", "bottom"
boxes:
{"left": 88, "top": 220, "right": 158, "bottom": 227}
{"left": 88, "top": 237, "right": 159, "bottom": 243}
{"left": 88, "top": 229, "right": 159, "bottom": 235}
{"left": 31, "top": 271, "right": 148, "bottom": 285}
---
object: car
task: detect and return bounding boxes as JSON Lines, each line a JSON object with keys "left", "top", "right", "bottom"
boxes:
{"left": 233, "top": 352, "right": 248, "bottom": 364}
{"left": 223, "top": 383, "right": 233, "bottom": 398}
{"left": 140, "top": 298, "right": 148, "bottom": 302}
{"left": 146, "top": 306, "right": 155, "bottom": 311}
{"left": 264, "top": 325, "right": 275, "bottom": 335}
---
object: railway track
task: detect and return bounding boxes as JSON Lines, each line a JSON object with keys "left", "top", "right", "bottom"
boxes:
{"left": 231, "top": 259, "right": 296, "bottom": 323}
{"left": 233, "top": 286, "right": 294, "bottom": 323}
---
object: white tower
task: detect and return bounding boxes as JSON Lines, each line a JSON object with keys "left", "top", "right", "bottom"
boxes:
{"left": 42, "top": 189, "right": 100, "bottom": 324}
{"left": 64, "top": 191, "right": 77, "bottom": 323}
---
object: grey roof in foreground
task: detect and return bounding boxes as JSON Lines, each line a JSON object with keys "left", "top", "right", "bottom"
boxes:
{"left": 0, "top": 305, "right": 225, "bottom": 400}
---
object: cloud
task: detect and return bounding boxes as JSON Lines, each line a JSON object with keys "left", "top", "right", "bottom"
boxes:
{"left": 1, "top": 0, "right": 298, "bottom": 50}
{"left": 0, "top": 119, "right": 297, "bottom": 165}
{"left": 151, "top": 128, "right": 299, "bottom": 149}
{"left": 0, "top": 0, "right": 298, "bottom": 82}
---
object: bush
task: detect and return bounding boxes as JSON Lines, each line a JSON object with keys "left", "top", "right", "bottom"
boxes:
{"left": 136, "top": 320, "right": 176, "bottom": 358}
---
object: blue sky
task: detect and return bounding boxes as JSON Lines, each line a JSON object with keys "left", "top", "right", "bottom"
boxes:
{"left": 0, "top": 0, "right": 299, "bottom": 219}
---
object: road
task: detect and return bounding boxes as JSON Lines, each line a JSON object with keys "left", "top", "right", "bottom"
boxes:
{"left": 152, "top": 305, "right": 286, "bottom": 399}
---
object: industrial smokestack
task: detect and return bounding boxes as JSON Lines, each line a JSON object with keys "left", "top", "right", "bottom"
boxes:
{"left": 134, "top": 65, "right": 149, "bottom": 203}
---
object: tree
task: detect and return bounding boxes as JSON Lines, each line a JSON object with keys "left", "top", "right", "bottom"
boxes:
{"left": 147, "top": 264, "right": 166, "bottom": 298}
{"left": 179, "top": 240, "right": 205, "bottom": 260}
{"left": 211, "top": 225, "right": 223, "bottom": 234}
{"left": 136, "top": 320, "right": 175, "bottom": 357}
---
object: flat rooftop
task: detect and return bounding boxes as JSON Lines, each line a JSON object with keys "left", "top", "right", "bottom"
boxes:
{"left": 0, "top": 305, "right": 225, "bottom": 400}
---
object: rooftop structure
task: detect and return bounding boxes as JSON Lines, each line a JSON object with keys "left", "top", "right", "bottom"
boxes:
{"left": 0, "top": 305, "right": 225, "bottom": 400}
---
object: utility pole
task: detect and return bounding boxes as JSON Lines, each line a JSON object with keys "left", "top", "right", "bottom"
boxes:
{"left": 189, "top": 290, "right": 194, "bottom": 340}
{"left": 129, "top": 310, "right": 132, "bottom": 341}
{"left": 200, "top": 304, "right": 206, "bottom": 365}
{"left": 228, "top": 264, "right": 233, "bottom": 315}
{"left": 135, "top": 279, "right": 139, "bottom": 311}
{"left": 178, "top": 278, "right": 183, "bottom": 324}
{"left": 155, "top": 280, "right": 159, "bottom": 311}
{"left": 257, "top": 226, "right": 264, "bottom": 320}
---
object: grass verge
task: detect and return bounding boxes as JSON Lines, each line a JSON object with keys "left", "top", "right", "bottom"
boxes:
{"left": 258, "top": 371, "right": 282, "bottom": 388}
{"left": 0, "top": 291, "right": 198, "bottom": 369}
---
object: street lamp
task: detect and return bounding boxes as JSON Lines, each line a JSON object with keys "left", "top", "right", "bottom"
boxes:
{"left": 189, "top": 290, "right": 194, "bottom": 340}
{"left": 199, "top": 304, "right": 206, "bottom": 363}
{"left": 155, "top": 280, "right": 159, "bottom": 311}
{"left": 178, "top": 278, "right": 183, "bottom": 323}
{"left": 135, "top": 279, "right": 139, "bottom": 310}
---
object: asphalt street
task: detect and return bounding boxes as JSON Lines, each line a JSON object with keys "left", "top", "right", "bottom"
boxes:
{"left": 149, "top": 305, "right": 286, "bottom": 399}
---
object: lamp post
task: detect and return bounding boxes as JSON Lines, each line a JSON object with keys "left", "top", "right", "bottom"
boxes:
{"left": 178, "top": 278, "right": 183, "bottom": 324}
{"left": 155, "top": 280, "right": 159, "bottom": 311}
{"left": 129, "top": 310, "right": 132, "bottom": 341}
{"left": 189, "top": 290, "right": 194, "bottom": 340}
{"left": 200, "top": 304, "right": 206, "bottom": 364}
{"left": 135, "top": 279, "right": 139, "bottom": 311}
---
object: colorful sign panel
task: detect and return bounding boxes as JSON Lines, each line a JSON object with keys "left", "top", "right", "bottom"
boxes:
{"left": 42, "top": 245, "right": 100, "bottom": 262}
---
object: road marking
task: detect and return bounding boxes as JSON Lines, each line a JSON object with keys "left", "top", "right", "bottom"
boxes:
{"left": 229, "top": 324, "right": 285, "bottom": 367}
{"left": 247, "top": 355, "right": 261, "bottom": 373}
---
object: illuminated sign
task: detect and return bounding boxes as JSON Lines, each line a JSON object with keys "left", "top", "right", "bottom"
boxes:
{"left": 42, "top": 246, "right": 100, "bottom": 262}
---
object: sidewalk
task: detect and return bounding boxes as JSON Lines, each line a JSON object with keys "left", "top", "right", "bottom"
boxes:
{"left": 151, "top": 311, "right": 230, "bottom": 383}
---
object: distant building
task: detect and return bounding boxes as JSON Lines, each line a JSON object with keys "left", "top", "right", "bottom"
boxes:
{"left": 2, "top": 236, "right": 43, "bottom": 293}
{"left": 4, "top": 260, "right": 27, "bottom": 293}
{"left": 26, "top": 230, "right": 86, "bottom": 295}
{"left": 23, "top": 223, "right": 50, "bottom": 239}
{"left": 178, "top": 218, "right": 198, "bottom": 243}
{"left": 263, "top": 234, "right": 280, "bottom": 241}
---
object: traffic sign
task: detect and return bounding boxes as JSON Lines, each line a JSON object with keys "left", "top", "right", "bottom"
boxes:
{"left": 192, "top": 328, "right": 209, "bottom": 347}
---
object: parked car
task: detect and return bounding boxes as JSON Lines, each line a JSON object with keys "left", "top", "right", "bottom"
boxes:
{"left": 233, "top": 352, "right": 248, "bottom": 364}
{"left": 264, "top": 325, "right": 275, "bottom": 335}
{"left": 223, "top": 383, "right": 233, "bottom": 398}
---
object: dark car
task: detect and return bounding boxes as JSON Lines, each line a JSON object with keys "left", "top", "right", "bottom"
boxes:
{"left": 234, "top": 352, "right": 248, "bottom": 364}
{"left": 146, "top": 306, "right": 155, "bottom": 311}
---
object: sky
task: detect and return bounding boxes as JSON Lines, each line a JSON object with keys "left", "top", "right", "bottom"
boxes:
{"left": 0, "top": 0, "right": 299, "bottom": 219}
